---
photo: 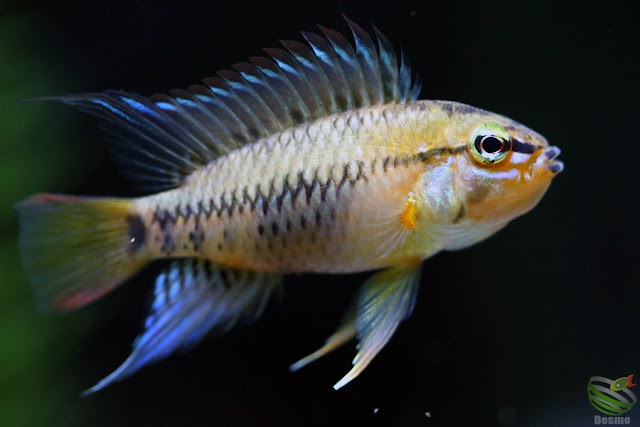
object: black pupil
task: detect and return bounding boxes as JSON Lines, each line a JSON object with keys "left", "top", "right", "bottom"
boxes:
{"left": 481, "top": 136, "right": 503, "bottom": 153}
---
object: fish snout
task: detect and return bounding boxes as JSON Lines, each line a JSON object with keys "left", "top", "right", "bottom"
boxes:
{"left": 541, "top": 146, "right": 564, "bottom": 174}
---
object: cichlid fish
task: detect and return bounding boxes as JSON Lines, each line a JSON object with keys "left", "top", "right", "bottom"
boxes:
{"left": 16, "top": 18, "right": 563, "bottom": 394}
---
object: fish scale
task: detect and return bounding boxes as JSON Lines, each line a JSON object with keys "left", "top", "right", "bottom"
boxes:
{"left": 16, "top": 18, "right": 562, "bottom": 393}
{"left": 135, "top": 102, "right": 442, "bottom": 272}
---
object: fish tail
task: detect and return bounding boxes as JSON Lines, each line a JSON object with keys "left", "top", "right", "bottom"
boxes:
{"left": 16, "top": 193, "right": 149, "bottom": 311}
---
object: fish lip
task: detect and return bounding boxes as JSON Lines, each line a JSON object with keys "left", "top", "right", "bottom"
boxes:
{"left": 540, "top": 146, "right": 564, "bottom": 174}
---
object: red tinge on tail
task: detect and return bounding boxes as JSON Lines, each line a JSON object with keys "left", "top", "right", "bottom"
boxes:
{"left": 16, "top": 193, "right": 148, "bottom": 311}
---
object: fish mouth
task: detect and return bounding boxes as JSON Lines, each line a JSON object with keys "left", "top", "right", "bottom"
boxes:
{"left": 541, "top": 146, "right": 564, "bottom": 174}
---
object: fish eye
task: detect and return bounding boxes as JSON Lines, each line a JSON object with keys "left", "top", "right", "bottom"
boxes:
{"left": 468, "top": 122, "right": 512, "bottom": 165}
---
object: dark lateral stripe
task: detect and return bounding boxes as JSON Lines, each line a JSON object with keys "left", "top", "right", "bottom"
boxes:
{"left": 414, "top": 145, "right": 466, "bottom": 164}
{"left": 511, "top": 138, "right": 540, "bottom": 154}
{"left": 153, "top": 146, "right": 468, "bottom": 227}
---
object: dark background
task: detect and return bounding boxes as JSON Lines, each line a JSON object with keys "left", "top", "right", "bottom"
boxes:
{"left": 1, "top": 1, "right": 638, "bottom": 426}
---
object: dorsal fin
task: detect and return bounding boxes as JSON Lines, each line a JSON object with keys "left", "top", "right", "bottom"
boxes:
{"left": 52, "top": 18, "right": 422, "bottom": 190}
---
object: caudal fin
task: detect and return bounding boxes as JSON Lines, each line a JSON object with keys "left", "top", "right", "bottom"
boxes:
{"left": 16, "top": 194, "right": 149, "bottom": 311}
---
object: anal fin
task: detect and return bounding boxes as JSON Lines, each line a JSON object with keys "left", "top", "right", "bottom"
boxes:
{"left": 83, "top": 259, "right": 281, "bottom": 395}
{"left": 291, "top": 264, "right": 421, "bottom": 389}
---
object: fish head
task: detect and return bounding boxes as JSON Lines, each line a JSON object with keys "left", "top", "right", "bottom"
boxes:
{"left": 446, "top": 110, "right": 563, "bottom": 226}
{"left": 425, "top": 107, "right": 563, "bottom": 232}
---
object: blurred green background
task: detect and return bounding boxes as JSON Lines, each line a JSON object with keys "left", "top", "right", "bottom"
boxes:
{"left": 0, "top": 4, "right": 101, "bottom": 425}
{"left": 1, "top": 1, "right": 638, "bottom": 426}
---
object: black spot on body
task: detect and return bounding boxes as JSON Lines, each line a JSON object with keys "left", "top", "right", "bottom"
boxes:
{"left": 272, "top": 222, "right": 279, "bottom": 236}
{"left": 190, "top": 228, "right": 205, "bottom": 252}
{"left": 258, "top": 224, "right": 265, "bottom": 235}
{"left": 127, "top": 214, "right": 146, "bottom": 252}
{"left": 315, "top": 211, "right": 322, "bottom": 226}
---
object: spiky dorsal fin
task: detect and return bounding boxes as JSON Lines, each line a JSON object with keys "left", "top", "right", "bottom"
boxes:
{"left": 51, "top": 18, "right": 421, "bottom": 191}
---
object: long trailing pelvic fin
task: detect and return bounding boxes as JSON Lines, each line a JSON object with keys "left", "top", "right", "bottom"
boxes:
{"left": 291, "top": 263, "right": 421, "bottom": 389}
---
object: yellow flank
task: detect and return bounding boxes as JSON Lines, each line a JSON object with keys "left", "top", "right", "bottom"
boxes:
{"left": 133, "top": 99, "right": 562, "bottom": 275}
{"left": 400, "top": 194, "right": 419, "bottom": 229}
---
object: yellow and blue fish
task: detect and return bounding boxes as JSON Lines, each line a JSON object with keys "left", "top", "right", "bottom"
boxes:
{"left": 16, "top": 18, "right": 563, "bottom": 394}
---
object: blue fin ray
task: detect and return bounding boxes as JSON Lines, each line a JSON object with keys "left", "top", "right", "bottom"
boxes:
{"left": 302, "top": 30, "right": 354, "bottom": 111}
{"left": 231, "top": 61, "right": 296, "bottom": 130}
{"left": 319, "top": 25, "right": 370, "bottom": 107}
{"left": 373, "top": 25, "right": 398, "bottom": 102}
{"left": 53, "top": 18, "right": 420, "bottom": 190}
{"left": 83, "top": 259, "right": 282, "bottom": 395}
{"left": 264, "top": 47, "right": 325, "bottom": 119}
{"left": 346, "top": 17, "right": 383, "bottom": 105}
{"left": 280, "top": 40, "right": 338, "bottom": 115}
{"left": 249, "top": 55, "right": 312, "bottom": 124}
{"left": 215, "top": 69, "right": 282, "bottom": 135}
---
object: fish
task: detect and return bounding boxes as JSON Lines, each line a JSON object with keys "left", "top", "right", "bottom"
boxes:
{"left": 611, "top": 375, "right": 637, "bottom": 392}
{"left": 16, "top": 17, "right": 563, "bottom": 394}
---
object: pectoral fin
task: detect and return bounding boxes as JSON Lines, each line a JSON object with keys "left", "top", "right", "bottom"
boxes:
{"left": 291, "top": 263, "right": 421, "bottom": 389}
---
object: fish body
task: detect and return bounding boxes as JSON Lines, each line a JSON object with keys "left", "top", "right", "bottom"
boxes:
{"left": 131, "top": 100, "right": 557, "bottom": 273}
{"left": 16, "top": 19, "right": 562, "bottom": 393}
